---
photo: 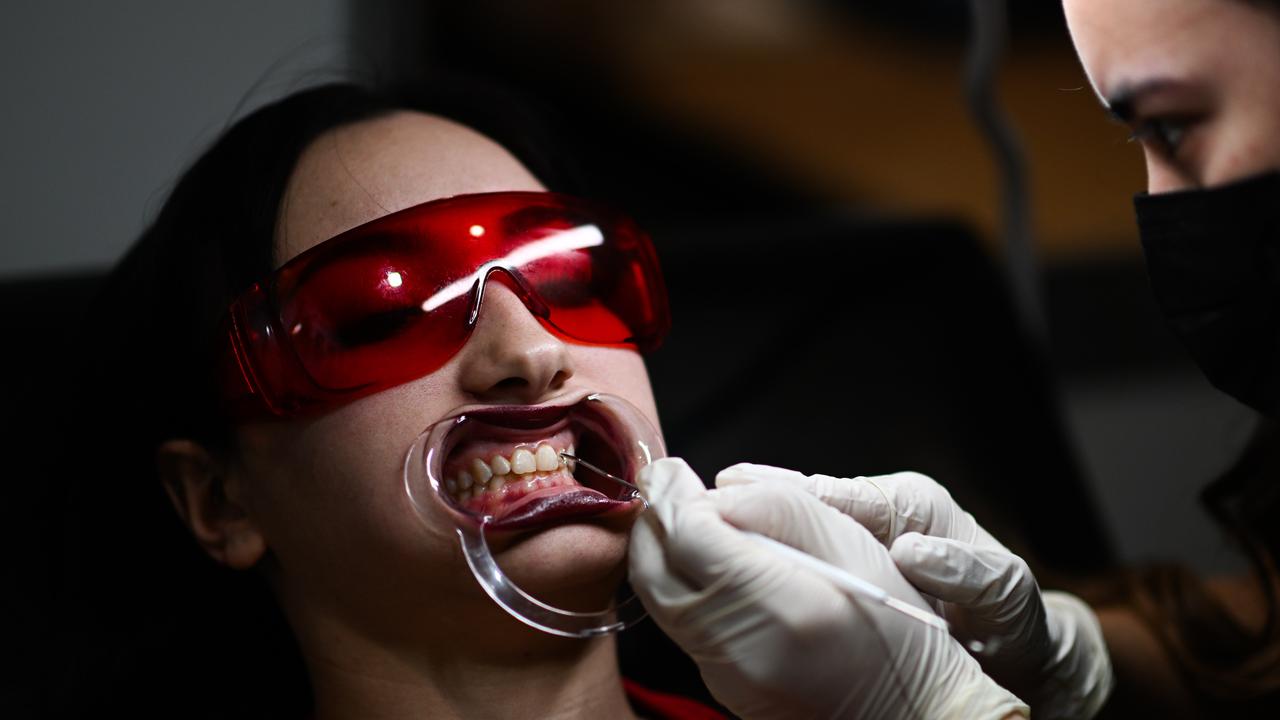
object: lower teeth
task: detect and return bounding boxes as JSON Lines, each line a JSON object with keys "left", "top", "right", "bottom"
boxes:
{"left": 452, "top": 471, "right": 575, "bottom": 509}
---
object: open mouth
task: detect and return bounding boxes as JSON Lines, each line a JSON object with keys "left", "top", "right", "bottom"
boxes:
{"left": 432, "top": 399, "right": 644, "bottom": 531}
{"left": 401, "top": 392, "right": 663, "bottom": 637}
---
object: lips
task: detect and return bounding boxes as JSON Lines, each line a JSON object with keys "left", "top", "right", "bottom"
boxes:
{"left": 434, "top": 402, "right": 640, "bottom": 531}
{"left": 460, "top": 404, "right": 576, "bottom": 429}
{"left": 491, "top": 486, "right": 630, "bottom": 530}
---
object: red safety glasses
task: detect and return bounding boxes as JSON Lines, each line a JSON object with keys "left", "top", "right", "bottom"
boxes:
{"left": 219, "top": 192, "right": 670, "bottom": 419}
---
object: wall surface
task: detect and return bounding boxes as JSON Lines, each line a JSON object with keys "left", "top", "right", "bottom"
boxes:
{"left": 1, "top": 0, "right": 350, "bottom": 278}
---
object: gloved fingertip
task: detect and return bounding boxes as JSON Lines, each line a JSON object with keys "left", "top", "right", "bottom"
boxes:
{"left": 638, "top": 458, "right": 719, "bottom": 535}
{"left": 889, "top": 531, "right": 947, "bottom": 567}
{"left": 714, "top": 462, "right": 778, "bottom": 487}
{"left": 704, "top": 482, "right": 762, "bottom": 513}
{"left": 637, "top": 457, "right": 701, "bottom": 500}
{"left": 714, "top": 462, "right": 807, "bottom": 489}
{"left": 889, "top": 534, "right": 1004, "bottom": 606}
{"left": 892, "top": 530, "right": 926, "bottom": 546}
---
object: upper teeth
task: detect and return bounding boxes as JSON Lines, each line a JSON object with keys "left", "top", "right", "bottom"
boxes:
{"left": 471, "top": 458, "right": 493, "bottom": 484}
{"left": 446, "top": 442, "right": 574, "bottom": 503}
{"left": 511, "top": 448, "right": 536, "bottom": 474}
{"left": 536, "top": 444, "right": 560, "bottom": 471}
{"left": 491, "top": 454, "right": 512, "bottom": 475}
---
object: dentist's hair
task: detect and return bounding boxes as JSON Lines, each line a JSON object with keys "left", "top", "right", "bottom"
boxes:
{"left": 1114, "top": 420, "right": 1280, "bottom": 708}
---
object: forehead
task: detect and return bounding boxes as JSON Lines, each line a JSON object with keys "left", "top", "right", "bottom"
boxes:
{"left": 1064, "top": 0, "right": 1267, "bottom": 99}
{"left": 275, "top": 110, "right": 546, "bottom": 266}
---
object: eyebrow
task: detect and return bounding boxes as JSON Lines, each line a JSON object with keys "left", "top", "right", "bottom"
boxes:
{"left": 1103, "top": 78, "right": 1198, "bottom": 123}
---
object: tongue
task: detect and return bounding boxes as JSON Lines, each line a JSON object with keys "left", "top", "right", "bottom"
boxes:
{"left": 487, "top": 487, "right": 627, "bottom": 530}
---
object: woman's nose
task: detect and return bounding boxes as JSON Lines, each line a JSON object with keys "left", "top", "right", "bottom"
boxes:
{"left": 456, "top": 280, "right": 575, "bottom": 403}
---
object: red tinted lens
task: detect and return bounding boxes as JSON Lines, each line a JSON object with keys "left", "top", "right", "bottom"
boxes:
{"left": 278, "top": 254, "right": 472, "bottom": 391}
{"left": 496, "top": 202, "right": 669, "bottom": 351}
{"left": 224, "top": 192, "right": 669, "bottom": 417}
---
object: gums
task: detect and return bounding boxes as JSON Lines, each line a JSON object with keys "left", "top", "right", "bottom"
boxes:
{"left": 434, "top": 402, "right": 642, "bottom": 531}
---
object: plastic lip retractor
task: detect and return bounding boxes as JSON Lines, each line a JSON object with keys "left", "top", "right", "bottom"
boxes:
{"left": 403, "top": 393, "right": 664, "bottom": 638}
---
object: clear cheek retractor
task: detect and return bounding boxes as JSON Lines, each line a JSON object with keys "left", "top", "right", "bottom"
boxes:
{"left": 403, "top": 393, "right": 664, "bottom": 638}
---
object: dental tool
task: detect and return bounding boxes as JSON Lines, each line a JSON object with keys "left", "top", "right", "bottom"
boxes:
{"left": 743, "top": 532, "right": 950, "bottom": 632}
{"left": 559, "top": 452, "right": 648, "bottom": 508}
{"left": 593, "top": 452, "right": 951, "bottom": 634}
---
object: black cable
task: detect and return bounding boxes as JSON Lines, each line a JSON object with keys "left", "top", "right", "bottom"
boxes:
{"left": 965, "top": 0, "right": 1048, "bottom": 348}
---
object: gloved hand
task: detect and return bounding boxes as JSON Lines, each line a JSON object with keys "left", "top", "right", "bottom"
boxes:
{"left": 629, "top": 457, "right": 1029, "bottom": 720}
{"left": 717, "top": 464, "right": 1114, "bottom": 720}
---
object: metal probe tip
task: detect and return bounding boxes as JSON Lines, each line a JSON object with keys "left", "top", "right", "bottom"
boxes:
{"left": 560, "top": 452, "right": 642, "bottom": 492}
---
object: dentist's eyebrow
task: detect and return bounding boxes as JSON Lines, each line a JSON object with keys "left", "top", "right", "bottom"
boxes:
{"left": 1104, "top": 78, "right": 1199, "bottom": 123}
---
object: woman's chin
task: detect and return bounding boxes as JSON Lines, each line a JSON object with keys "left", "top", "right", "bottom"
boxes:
{"left": 492, "top": 521, "right": 632, "bottom": 612}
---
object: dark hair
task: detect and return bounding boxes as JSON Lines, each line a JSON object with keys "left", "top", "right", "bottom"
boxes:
{"left": 1080, "top": 415, "right": 1280, "bottom": 715}
{"left": 53, "top": 79, "right": 580, "bottom": 717}
{"left": 1115, "top": 421, "right": 1280, "bottom": 712}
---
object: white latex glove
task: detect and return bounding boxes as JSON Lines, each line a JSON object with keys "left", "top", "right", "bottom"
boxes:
{"left": 629, "top": 457, "right": 1029, "bottom": 720}
{"left": 718, "top": 464, "right": 1113, "bottom": 720}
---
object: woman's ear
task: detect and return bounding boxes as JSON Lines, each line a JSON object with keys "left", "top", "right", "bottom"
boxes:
{"left": 157, "top": 439, "right": 267, "bottom": 570}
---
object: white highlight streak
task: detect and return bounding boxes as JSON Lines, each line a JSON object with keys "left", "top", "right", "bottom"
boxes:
{"left": 420, "top": 225, "right": 604, "bottom": 313}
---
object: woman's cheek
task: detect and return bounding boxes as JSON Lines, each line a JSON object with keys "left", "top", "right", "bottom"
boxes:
{"left": 256, "top": 452, "right": 476, "bottom": 628}
{"left": 242, "top": 401, "right": 464, "bottom": 585}
{"left": 573, "top": 346, "right": 662, "bottom": 435}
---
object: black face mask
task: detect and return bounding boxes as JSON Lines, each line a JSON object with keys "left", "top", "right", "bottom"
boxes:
{"left": 1134, "top": 170, "right": 1280, "bottom": 416}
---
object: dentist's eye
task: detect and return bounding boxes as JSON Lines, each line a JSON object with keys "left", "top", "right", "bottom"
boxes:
{"left": 1129, "top": 116, "right": 1191, "bottom": 157}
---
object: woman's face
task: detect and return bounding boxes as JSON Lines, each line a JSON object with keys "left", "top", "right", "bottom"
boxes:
{"left": 1064, "top": 0, "right": 1280, "bottom": 192}
{"left": 227, "top": 111, "right": 660, "bottom": 652}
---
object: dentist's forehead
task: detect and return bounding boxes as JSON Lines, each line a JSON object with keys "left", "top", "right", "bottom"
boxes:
{"left": 275, "top": 110, "right": 545, "bottom": 267}
{"left": 1064, "top": 0, "right": 1248, "bottom": 101}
